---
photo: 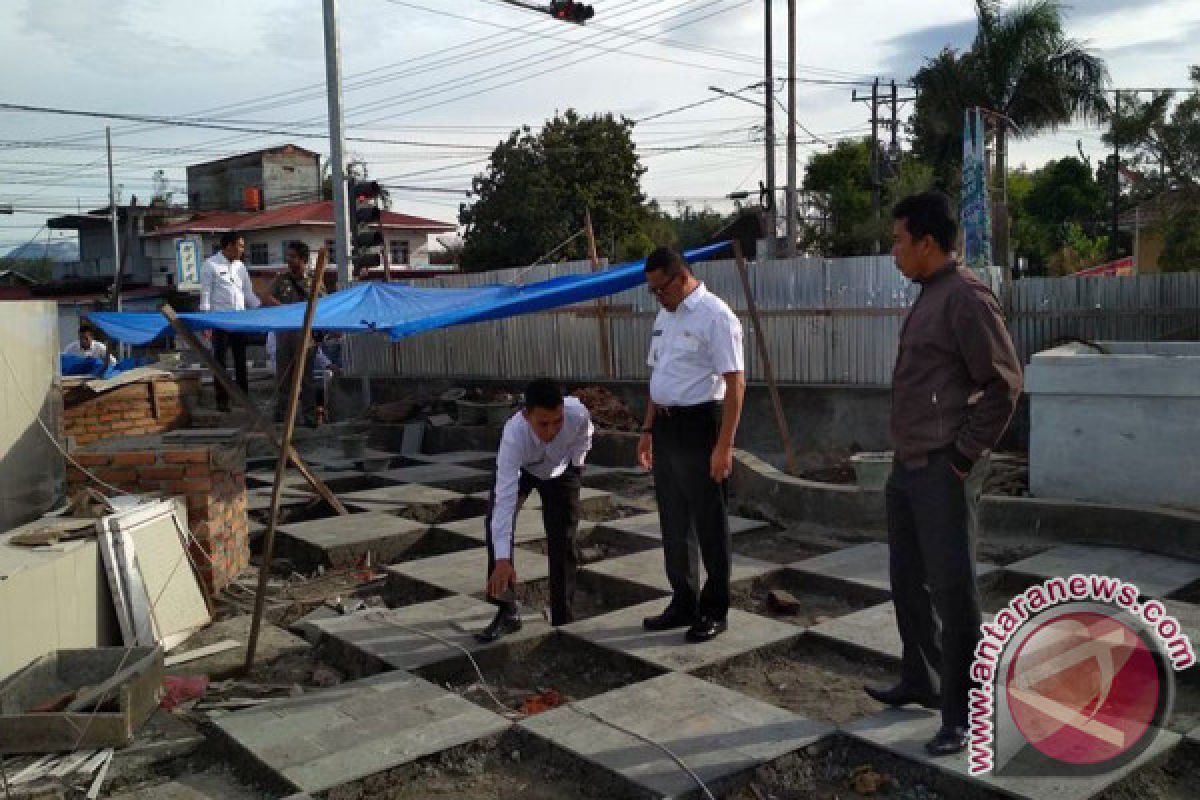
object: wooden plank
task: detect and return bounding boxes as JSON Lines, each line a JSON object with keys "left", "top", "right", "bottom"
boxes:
{"left": 164, "top": 639, "right": 240, "bottom": 667}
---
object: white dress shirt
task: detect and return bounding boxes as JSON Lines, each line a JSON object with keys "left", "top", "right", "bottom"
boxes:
{"left": 647, "top": 282, "right": 744, "bottom": 406}
{"left": 199, "top": 252, "right": 261, "bottom": 312}
{"left": 489, "top": 397, "right": 593, "bottom": 559}
{"left": 64, "top": 340, "right": 112, "bottom": 363}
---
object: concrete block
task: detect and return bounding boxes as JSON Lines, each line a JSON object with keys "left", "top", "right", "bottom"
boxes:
{"left": 168, "top": 615, "right": 309, "bottom": 680}
{"left": 289, "top": 605, "right": 341, "bottom": 645}
{"left": 583, "top": 551, "right": 780, "bottom": 594}
{"left": 1007, "top": 545, "right": 1200, "bottom": 598}
{"left": 386, "top": 547, "right": 547, "bottom": 596}
{"left": 791, "top": 542, "right": 997, "bottom": 596}
{"left": 808, "top": 603, "right": 903, "bottom": 663}
{"left": 376, "top": 463, "right": 492, "bottom": 493}
{"left": 406, "top": 450, "right": 497, "bottom": 470}
{"left": 309, "top": 595, "right": 552, "bottom": 673}
{"left": 435, "top": 510, "right": 596, "bottom": 546}
{"left": 520, "top": 672, "right": 833, "bottom": 799}
{"left": 214, "top": 671, "right": 510, "bottom": 793}
{"left": 274, "top": 512, "right": 430, "bottom": 570}
{"left": 599, "top": 511, "right": 769, "bottom": 540}
{"left": 561, "top": 600, "right": 800, "bottom": 673}
{"left": 844, "top": 707, "right": 1182, "bottom": 800}
{"left": 338, "top": 485, "right": 467, "bottom": 522}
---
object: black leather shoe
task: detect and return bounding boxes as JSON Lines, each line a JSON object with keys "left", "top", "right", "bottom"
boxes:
{"left": 684, "top": 616, "right": 727, "bottom": 643}
{"left": 925, "top": 725, "right": 969, "bottom": 756}
{"left": 864, "top": 682, "right": 941, "bottom": 709}
{"left": 475, "top": 608, "right": 522, "bottom": 643}
{"left": 643, "top": 608, "right": 696, "bottom": 631}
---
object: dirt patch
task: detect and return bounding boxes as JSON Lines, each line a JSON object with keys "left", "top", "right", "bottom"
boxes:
{"left": 571, "top": 387, "right": 641, "bottom": 432}
{"left": 510, "top": 573, "right": 667, "bottom": 622}
{"left": 698, "top": 638, "right": 893, "bottom": 725}
{"left": 320, "top": 732, "right": 650, "bottom": 800}
{"left": 733, "top": 528, "right": 842, "bottom": 565}
{"left": 416, "top": 635, "right": 663, "bottom": 715}
{"left": 730, "top": 573, "right": 875, "bottom": 627}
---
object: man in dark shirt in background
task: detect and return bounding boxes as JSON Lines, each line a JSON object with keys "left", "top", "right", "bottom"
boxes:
{"left": 865, "top": 192, "right": 1022, "bottom": 756}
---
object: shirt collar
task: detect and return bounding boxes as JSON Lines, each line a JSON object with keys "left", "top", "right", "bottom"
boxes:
{"left": 679, "top": 281, "right": 708, "bottom": 312}
{"left": 915, "top": 260, "right": 958, "bottom": 285}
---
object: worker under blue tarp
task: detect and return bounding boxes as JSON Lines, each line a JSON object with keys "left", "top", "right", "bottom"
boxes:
{"left": 87, "top": 242, "right": 732, "bottom": 346}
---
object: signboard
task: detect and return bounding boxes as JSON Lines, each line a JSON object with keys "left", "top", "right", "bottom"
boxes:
{"left": 175, "top": 238, "right": 200, "bottom": 288}
{"left": 1073, "top": 257, "right": 1134, "bottom": 277}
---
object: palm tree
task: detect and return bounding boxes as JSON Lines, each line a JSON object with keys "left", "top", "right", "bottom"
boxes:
{"left": 911, "top": 0, "right": 1110, "bottom": 266}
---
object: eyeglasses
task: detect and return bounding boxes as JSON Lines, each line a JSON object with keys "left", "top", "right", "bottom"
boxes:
{"left": 646, "top": 273, "right": 682, "bottom": 296}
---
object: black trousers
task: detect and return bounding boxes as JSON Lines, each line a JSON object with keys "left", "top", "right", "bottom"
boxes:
{"left": 274, "top": 331, "right": 317, "bottom": 423}
{"left": 886, "top": 450, "right": 987, "bottom": 729}
{"left": 484, "top": 466, "right": 582, "bottom": 626}
{"left": 651, "top": 404, "right": 731, "bottom": 620}
{"left": 212, "top": 330, "right": 249, "bottom": 412}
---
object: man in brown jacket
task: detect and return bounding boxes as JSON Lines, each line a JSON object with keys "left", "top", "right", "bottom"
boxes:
{"left": 865, "top": 192, "right": 1021, "bottom": 756}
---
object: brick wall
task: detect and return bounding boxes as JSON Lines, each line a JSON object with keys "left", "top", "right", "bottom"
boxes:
{"left": 66, "top": 442, "right": 248, "bottom": 594}
{"left": 64, "top": 375, "right": 200, "bottom": 447}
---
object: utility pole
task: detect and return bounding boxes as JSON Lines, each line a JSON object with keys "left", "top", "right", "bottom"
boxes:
{"left": 763, "top": 0, "right": 777, "bottom": 257}
{"left": 106, "top": 126, "right": 122, "bottom": 312}
{"left": 870, "top": 78, "right": 880, "bottom": 253}
{"left": 784, "top": 0, "right": 797, "bottom": 257}
{"left": 889, "top": 80, "right": 899, "bottom": 155}
{"left": 323, "top": 0, "right": 351, "bottom": 288}
{"left": 853, "top": 79, "right": 915, "bottom": 254}
{"left": 1109, "top": 92, "right": 1121, "bottom": 261}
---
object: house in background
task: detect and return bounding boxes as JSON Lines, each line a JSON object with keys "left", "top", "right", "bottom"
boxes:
{"left": 187, "top": 144, "right": 322, "bottom": 212}
{"left": 142, "top": 200, "right": 457, "bottom": 288}
{"left": 45, "top": 203, "right": 189, "bottom": 286}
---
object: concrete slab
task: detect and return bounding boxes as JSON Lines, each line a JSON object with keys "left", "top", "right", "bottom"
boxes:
{"left": 1007, "top": 545, "right": 1200, "bottom": 598}
{"left": 583, "top": 551, "right": 781, "bottom": 594}
{"left": 245, "top": 467, "right": 363, "bottom": 491}
{"left": 791, "top": 542, "right": 997, "bottom": 595}
{"left": 520, "top": 672, "right": 834, "bottom": 799}
{"left": 214, "top": 671, "right": 511, "bottom": 794}
{"left": 434, "top": 510, "right": 597, "bottom": 546}
{"left": 245, "top": 487, "right": 311, "bottom": 514}
{"left": 561, "top": 599, "right": 800, "bottom": 672}
{"left": 406, "top": 450, "right": 497, "bottom": 470}
{"left": 274, "top": 512, "right": 430, "bottom": 570}
{"left": 376, "top": 463, "right": 492, "bottom": 493}
{"left": 386, "top": 547, "right": 547, "bottom": 596}
{"left": 468, "top": 487, "right": 616, "bottom": 518}
{"left": 289, "top": 605, "right": 341, "bottom": 645}
{"left": 309, "top": 595, "right": 552, "bottom": 673}
{"left": 108, "top": 771, "right": 265, "bottom": 799}
{"left": 808, "top": 602, "right": 902, "bottom": 663}
{"left": 169, "top": 615, "right": 310, "bottom": 680}
{"left": 844, "top": 707, "right": 1182, "bottom": 800}
{"left": 599, "top": 511, "right": 770, "bottom": 540}
{"left": 338, "top": 485, "right": 468, "bottom": 523}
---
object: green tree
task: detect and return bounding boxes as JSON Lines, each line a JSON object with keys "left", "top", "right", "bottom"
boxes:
{"left": 909, "top": 0, "right": 1110, "bottom": 264}
{"left": 800, "top": 139, "right": 874, "bottom": 255}
{"left": 1103, "top": 66, "right": 1200, "bottom": 271}
{"left": 459, "top": 111, "right": 647, "bottom": 271}
{"left": 640, "top": 202, "right": 733, "bottom": 254}
{"left": 1010, "top": 158, "right": 1106, "bottom": 271}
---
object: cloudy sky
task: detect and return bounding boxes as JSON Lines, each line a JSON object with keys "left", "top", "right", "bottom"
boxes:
{"left": 1, "top": 0, "right": 1197, "bottom": 252}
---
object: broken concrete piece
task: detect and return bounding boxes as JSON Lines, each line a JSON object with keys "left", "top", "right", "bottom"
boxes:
{"left": 767, "top": 589, "right": 802, "bottom": 615}
{"left": 274, "top": 512, "right": 430, "bottom": 571}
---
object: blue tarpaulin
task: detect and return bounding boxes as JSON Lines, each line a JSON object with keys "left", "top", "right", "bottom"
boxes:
{"left": 88, "top": 242, "right": 731, "bottom": 346}
{"left": 61, "top": 354, "right": 155, "bottom": 379}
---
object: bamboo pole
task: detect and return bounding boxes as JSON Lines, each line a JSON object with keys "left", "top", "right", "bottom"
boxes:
{"left": 244, "top": 247, "right": 329, "bottom": 669}
{"left": 584, "top": 208, "right": 614, "bottom": 378}
{"left": 732, "top": 241, "right": 799, "bottom": 475}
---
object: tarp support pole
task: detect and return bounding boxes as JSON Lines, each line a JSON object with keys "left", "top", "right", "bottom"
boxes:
{"left": 245, "top": 247, "right": 329, "bottom": 671}
{"left": 159, "top": 305, "right": 349, "bottom": 514}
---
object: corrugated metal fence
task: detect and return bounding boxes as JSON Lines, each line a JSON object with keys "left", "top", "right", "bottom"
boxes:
{"left": 345, "top": 257, "right": 1200, "bottom": 386}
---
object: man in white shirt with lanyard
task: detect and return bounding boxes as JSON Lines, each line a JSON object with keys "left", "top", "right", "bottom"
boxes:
{"left": 638, "top": 246, "right": 746, "bottom": 643}
{"left": 478, "top": 379, "right": 594, "bottom": 643}
{"left": 198, "top": 231, "right": 261, "bottom": 412}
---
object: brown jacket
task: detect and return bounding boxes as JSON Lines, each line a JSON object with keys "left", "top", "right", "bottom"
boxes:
{"left": 890, "top": 262, "right": 1022, "bottom": 469}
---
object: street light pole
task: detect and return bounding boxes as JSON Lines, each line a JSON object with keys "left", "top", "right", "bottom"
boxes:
{"left": 106, "top": 126, "right": 122, "bottom": 312}
{"left": 785, "top": 0, "right": 798, "bottom": 257}
{"left": 323, "top": 0, "right": 351, "bottom": 288}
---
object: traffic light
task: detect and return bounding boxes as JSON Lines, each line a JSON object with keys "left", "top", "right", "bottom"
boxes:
{"left": 350, "top": 178, "right": 384, "bottom": 272}
{"left": 549, "top": 0, "right": 593, "bottom": 23}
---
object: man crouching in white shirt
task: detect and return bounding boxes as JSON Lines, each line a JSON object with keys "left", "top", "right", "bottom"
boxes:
{"left": 477, "top": 379, "right": 594, "bottom": 643}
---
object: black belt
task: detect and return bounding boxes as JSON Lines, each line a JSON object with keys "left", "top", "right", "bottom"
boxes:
{"left": 655, "top": 401, "right": 718, "bottom": 418}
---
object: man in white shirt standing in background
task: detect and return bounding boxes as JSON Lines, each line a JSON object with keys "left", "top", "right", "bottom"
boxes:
{"left": 477, "top": 379, "right": 594, "bottom": 643}
{"left": 198, "top": 231, "right": 261, "bottom": 412}
{"left": 638, "top": 246, "right": 746, "bottom": 643}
